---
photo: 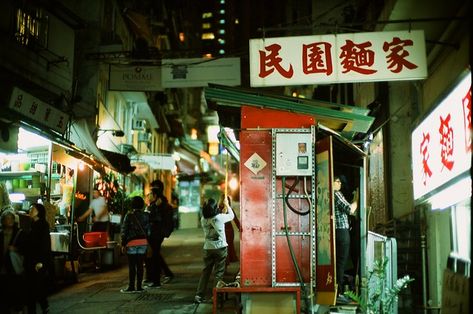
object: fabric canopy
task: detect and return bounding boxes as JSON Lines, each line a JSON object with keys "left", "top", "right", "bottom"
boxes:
{"left": 69, "top": 119, "right": 112, "bottom": 169}
{"left": 69, "top": 119, "right": 134, "bottom": 174}
{"left": 99, "top": 149, "right": 135, "bottom": 174}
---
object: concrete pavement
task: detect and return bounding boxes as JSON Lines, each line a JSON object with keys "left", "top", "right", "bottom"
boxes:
{"left": 47, "top": 227, "right": 241, "bottom": 314}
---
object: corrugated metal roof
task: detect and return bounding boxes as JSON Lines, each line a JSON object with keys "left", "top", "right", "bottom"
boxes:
{"left": 204, "top": 84, "right": 375, "bottom": 140}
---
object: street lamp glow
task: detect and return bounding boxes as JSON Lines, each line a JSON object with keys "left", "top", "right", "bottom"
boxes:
{"left": 229, "top": 177, "right": 238, "bottom": 191}
{"left": 78, "top": 162, "right": 85, "bottom": 171}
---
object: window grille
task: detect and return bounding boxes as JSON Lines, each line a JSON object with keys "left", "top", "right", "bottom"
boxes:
{"left": 14, "top": 7, "right": 49, "bottom": 48}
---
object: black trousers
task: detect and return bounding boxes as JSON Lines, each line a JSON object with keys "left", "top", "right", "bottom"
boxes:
{"left": 335, "top": 228, "right": 350, "bottom": 294}
{"left": 27, "top": 269, "right": 50, "bottom": 313}
{"left": 127, "top": 253, "right": 145, "bottom": 289}
{"left": 148, "top": 235, "right": 173, "bottom": 284}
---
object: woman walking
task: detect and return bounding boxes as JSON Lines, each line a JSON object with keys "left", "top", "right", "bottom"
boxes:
{"left": 26, "top": 203, "right": 53, "bottom": 314}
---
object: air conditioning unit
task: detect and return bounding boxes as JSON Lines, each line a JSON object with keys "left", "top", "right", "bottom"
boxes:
{"left": 138, "top": 132, "right": 152, "bottom": 142}
{"left": 132, "top": 119, "right": 146, "bottom": 130}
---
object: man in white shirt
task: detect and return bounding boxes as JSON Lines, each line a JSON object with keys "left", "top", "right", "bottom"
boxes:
{"left": 78, "top": 189, "right": 109, "bottom": 232}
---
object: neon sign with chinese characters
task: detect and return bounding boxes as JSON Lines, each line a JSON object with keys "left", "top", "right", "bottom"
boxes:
{"left": 412, "top": 73, "right": 471, "bottom": 200}
{"left": 249, "top": 30, "right": 427, "bottom": 87}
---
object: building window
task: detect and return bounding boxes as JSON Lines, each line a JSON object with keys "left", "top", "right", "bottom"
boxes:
{"left": 220, "top": 9, "right": 225, "bottom": 14}
{"left": 219, "top": 29, "right": 225, "bottom": 35}
{"left": 14, "top": 7, "right": 48, "bottom": 48}
{"left": 202, "top": 12, "right": 213, "bottom": 19}
{"left": 202, "top": 33, "right": 215, "bottom": 40}
{"left": 202, "top": 23, "right": 211, "bottom": 29}
{"left": 218, "top": 38, "right": 225, "bottom": 45}
{"left": 219, "top": 19, "right": 225, "bottom": 24}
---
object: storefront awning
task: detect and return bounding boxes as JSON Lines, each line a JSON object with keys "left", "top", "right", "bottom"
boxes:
{"left": 69, "top": 119, "right": 112, "bottom": 172}
{"left": 16, "top": 121, "right": 109, "bottom": 174}
{"left": 174, "top": 146, "right": 200, "bottom": 175}
{"left": 99, "top": 149, "right": 135, "bottom": 174}
{"left": 205, "top": 84, "right": 375, "bottom": 140}
{"left": 69, "top": 121, "right": 135, "bottom": 175}
{"left": 180, "top": 139, "right": 225, "bottom": 176}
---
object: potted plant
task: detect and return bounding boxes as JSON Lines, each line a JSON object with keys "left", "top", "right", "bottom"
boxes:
{"left": 344, "top": 258, "right": 414, "bottom": 314}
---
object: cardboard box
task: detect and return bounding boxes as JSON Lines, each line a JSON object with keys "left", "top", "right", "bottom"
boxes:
{"left": 441, "top": 268, "right": 469, "bottom": 314}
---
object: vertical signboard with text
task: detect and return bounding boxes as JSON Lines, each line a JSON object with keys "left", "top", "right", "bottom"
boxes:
{"left": 411, "top": 73, "right": 471, "bottom": 200}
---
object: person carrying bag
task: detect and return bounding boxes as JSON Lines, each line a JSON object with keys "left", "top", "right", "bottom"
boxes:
{"left": 1, "top": 210, "right": 28, "bottom": 313}
{"left": 9, "top": 229, "right": 25, "bottom": 275}
{"left": 120, "top": 196, "right": 150, "bottom": 293}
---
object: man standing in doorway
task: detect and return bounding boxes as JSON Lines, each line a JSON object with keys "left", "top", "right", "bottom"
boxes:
{"left": 333, "top": 175, "right": 358, "bottom": 303}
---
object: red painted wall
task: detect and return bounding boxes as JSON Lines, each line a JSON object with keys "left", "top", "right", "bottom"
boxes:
{"left": 240, "top": 106, "right": 315, "bottom": 286}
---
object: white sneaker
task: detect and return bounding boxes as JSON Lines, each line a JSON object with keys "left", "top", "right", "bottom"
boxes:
{"left": 162, "top": 276, "right": 174, "bottom": 284}
{"left": 120, "top": 287, "right": 135, "bottom": 294}
{"left": 194, "top": 295, "right": 204, "bottom": 303}
{"left": 216, "top": 280, "right": 227, "bottom": 288}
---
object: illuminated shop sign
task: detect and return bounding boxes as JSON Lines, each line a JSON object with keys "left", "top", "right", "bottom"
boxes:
{"left": 249, "top": 30, "right": 427, "bottom": 87}
{"left": 412, "top": 73, "right": 471, "bottom": 200}
{"left": 8, "top": 87, "right": 69, "bottom": 134}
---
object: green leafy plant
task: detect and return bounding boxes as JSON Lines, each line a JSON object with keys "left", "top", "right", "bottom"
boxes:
{"left": 95, "top": 172, "right": 125, "bottom": 214}
{"left": 344, "top": 258, "right": 414, "bottom": 314}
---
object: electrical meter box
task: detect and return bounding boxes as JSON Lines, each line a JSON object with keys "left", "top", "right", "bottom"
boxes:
{"left": 275, "top": 132, "right": 312, "bottom": 176}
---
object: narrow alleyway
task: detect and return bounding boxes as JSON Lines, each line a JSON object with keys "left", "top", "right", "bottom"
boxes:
{"left": 47, "top": 228, "right": 241, "bottom": 314}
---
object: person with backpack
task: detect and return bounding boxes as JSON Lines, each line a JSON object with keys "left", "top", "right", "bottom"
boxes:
{"left": 120, "top": 196, "right": 149, "bottom": 293}
{"left": 145, "top": 187, "right": 174, "bottom": 288}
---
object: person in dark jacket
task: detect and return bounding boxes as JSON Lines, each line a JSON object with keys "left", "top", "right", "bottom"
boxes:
{"left": 120, "top": 196, "right": 150, "bottom": 293}
{"left": 26, "top": 203, "right": 53, "bottom": 314}
{"left": 145, "top": 187, "right": 174, "bottom": 288}
{"left": 0, "top": 210, "right": 28, "bottom": 313}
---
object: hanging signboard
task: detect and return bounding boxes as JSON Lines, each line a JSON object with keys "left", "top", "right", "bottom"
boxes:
{"left": 132, "top": 154, "right": 175, "bottom": 170}
{"left": 161, "top": 57, "right": 240, "bottom": 88}
{"left": 109, "top": 65, "right": 163, "bottom": 91}
{"left": 411, "top": 73, "right": 471, "bottom": 200}
{"left": 8, "top": 87, "right": 69, "bottom": 134}
{"left": 249, "top": 30, "right": 427, "bottom": 87}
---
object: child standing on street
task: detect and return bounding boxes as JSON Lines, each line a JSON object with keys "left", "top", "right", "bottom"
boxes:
{"left": 194, "top": 195, "right": 234, "bottom": 303}
{"left": 120, "top": 196, "right": 149, "bottom": 293}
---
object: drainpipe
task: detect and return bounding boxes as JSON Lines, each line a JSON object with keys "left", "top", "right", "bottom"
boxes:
{"left": 420, "top": 205, "right": 428, "bottom": 314}
{"left": 421, "top": 234, "right": 428, "bottom": 314}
